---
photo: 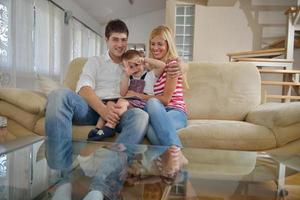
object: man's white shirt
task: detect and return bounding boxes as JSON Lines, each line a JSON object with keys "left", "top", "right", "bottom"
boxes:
{"left": 75, "top": 51, "right": 124, "bottom": 99}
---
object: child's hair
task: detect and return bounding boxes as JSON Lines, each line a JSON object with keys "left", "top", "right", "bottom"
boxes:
{"left": 148, "top": 25, "right": 178, "bottom": 62}
{"left": 121, "top": 49, "right": 142, "bottom": 61}
{"left": 105, "top": 19, "right": 129, "bottom": 39}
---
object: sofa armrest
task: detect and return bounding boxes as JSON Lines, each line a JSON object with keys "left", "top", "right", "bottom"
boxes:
{"left": 0, "top": 88, "right": 47, "bottom": 115}
{"left": 245, "top": 102, "right": 300, "bottom": 129}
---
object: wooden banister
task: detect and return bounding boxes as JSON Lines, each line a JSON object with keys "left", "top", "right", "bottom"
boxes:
{"left": 262, "top": 80, "right": 300, "bottom": 86}
{"left": 227, "top": 48, "right": 285, "bottom": 57}
{"left": 258, "top": 69, "right": 300, "bottom": 74}
{"left": 267, "top": 95, "right": 300, "bottom": 100}
{"left": 234, "top": 58, "right": 293, "bottom": 63}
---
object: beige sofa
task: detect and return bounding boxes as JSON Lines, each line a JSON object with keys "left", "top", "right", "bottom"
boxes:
{"left": 1, "top": 58, "right": 300, "bottom": 151}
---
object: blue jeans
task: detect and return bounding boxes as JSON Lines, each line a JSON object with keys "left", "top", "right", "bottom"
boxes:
{"left": 45, "top": 88, "right": 149, "bottom": 198}
{"left": 144, "top": 98, "right": 187, "bottom": 147}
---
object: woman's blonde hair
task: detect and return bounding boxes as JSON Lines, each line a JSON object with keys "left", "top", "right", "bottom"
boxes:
{"left": 148, "top": 25, "right": 189, "bottom": 89}
{"left": 148, "top": 26, "right": 178, "bottom": 62}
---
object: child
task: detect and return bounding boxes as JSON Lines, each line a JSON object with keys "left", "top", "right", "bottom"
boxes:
{"left": 88, "top": 50, "right": 166, "bottom": 141}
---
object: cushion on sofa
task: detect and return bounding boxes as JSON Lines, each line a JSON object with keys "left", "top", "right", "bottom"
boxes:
{"left": 0, "top": 128, "right": 16, "bottom": 142}
{"left": 246, "top": 102, "right": 300, "bottom": 128}
{"left": 63, "top": 57, "right": 87, "bottom": 91}
{"left": 184, "top": 148, "right": 257, "bottom": 179}
{"left": 178, "top": 120, "right": 276, "bottom": 150}
{"left": 273, "top": 123, "right": 300, "bottom": 147}
{"left": 0, "top": 88, "right": 46, "bottom": 114}
{"left": 37, "top": 74, "right": 63, "bottom": 96}
{"left": 0, "top": 119, "right": 36, "bottom": 143}
{"left": 185, "top": 62, "right": 261, "bottom": 121}
{"left": 0, "top": 101, "right": 41, "bottom": 131}
{"left": 34, "top": 117, "right": 118, "bottom": 142}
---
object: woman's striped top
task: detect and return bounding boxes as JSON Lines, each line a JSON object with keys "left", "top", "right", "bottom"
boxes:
{"left": 153, "top": 70, "right": 187, "bottom": 113}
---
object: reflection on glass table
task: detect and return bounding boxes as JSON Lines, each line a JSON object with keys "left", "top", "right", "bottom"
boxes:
{"left": 0, "top": 136, "right": 299, "bottom": 200}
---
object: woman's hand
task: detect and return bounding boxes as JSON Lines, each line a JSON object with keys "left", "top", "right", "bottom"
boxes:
{"left": 166, "top": 58, "right": 182, "bottom": 78}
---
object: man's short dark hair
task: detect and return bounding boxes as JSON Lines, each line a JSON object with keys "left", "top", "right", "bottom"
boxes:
{"left": 105, "top": 19, "right": 129, "bottom": 39}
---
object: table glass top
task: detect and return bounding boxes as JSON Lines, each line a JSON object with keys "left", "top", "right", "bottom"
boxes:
{"left": 0, "top": 136, "right": 299, "bottom": 200}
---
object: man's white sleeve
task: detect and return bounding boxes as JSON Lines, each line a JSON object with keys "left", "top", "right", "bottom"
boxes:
{"left": 75, "top": 57, "right": 98, "bottom": 93}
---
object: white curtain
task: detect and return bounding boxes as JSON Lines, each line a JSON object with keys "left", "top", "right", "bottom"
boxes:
{"left": 1, "top": 0, "right": 101, "bottom": 89}
{"left": 0, "top": 0, "right": 34, "bottom": 88}
{"left": 0, "top": 0, "right": 12, "bottom": 87}
{"left": 70, "top": 18, "right": 101, "bottom": 60}
{"left": 95, "top": 34, "right": 101, "bottom": 57}
{"left": 71, "top": 19, "right": 82, "bottom": 59}
{"left": 34, "top": 0, "right": 64, "bottom": 81}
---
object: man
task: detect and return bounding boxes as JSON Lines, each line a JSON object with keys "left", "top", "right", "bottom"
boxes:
{"left": 45, "top": 19, "right": 149, "bottom": 200}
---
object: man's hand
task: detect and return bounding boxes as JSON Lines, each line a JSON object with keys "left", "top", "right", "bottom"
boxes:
{"left": 102, "top": 102, "right": 121, "bottom": 126}
{"left": 166, "top": 58, "right": 182, "bottom": 78}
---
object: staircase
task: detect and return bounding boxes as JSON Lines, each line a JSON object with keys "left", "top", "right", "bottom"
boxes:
{"left": 227, "top": 0, "right": 300, "bottom": 102}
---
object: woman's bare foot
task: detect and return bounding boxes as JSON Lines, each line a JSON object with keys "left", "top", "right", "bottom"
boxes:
{"left": 178, "top": 150, "right": 188, "bottom": 167}
{"left": 155, "top": 145, "right": 181, "bottom": 176}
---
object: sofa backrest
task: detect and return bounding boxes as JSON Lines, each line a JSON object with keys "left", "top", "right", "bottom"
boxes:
{"left": 63, "top": 58, "right": 261, "bottom": 121}
{"left": 185, "top": 62, "right": 261, "bottom": 121}
{"left": 63, "top": 57, "right": 87, "bottom": 91}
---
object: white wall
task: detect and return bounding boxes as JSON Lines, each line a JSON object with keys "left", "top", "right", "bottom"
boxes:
{"left": 193, "top": 0, "right": 300, "bottom": 65}
{"left": 124, "top": 9, "right": 165, "bottom": 55}
{"left": 52, "top": 0, "right": 102, "bottom": 35}
{"left": 193, "top": 1, "right": 253, "bottom": 62}
{"left": 166, "top": 0, "right": 300, "bottom": 101}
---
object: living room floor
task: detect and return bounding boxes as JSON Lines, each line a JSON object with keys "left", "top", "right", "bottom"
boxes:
{"left": 52, "top": 172, "right": 300, "bottom": 200}
{"left": 183, "top": 173, "right": 300, "bottom": 200}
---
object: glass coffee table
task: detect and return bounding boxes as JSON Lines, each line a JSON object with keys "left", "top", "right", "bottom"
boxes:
{"left": 0, "top": 136, "right": 299, "bottom": 200}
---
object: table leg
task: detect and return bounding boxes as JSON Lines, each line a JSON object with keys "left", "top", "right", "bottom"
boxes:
{"left": 277, "top": 163, "right": 288, "bottom": 200}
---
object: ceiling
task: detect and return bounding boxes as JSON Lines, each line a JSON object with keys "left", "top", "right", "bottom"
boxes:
{"left": 73, "top": 0, "right": 166, "bottom": 25}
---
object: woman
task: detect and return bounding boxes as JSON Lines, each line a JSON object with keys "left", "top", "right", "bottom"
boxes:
{"left": 126, "top": 25, "right": 189, "bottom": 179}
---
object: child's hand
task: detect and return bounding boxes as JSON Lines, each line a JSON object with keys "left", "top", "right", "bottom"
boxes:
{"left": 166, "top": 58, "right": 182, "bottom": 78}
{"left": 122, "top": 60, "right": 135, "bottom": 76}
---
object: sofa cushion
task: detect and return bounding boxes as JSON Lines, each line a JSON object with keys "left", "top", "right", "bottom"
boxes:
{"left": 37, "top": 74, "right": 63, "bottom": 96}
{"left": 34, "top": 117, "right": 118, "bottom": 142}
{"left": 0, "top": 119, "right": 36, "bottom": 143}
{"left": 63, "top": 57, "right": 87, "bottom": 91}
{"left": 0, "top": 127, "right": 16, "bottom": 143}
{"left": 0, "top": 101, "right": 41, "bottom": 131}
{"left": 178, "top": 120, "right": 276, "bottom": 151}
{"left": 273, "top": 123, "right": 300, "bottom": 147}
{"left": 184, "top": 148, "right": 257, "bottom": 180}
{"left": 246, "top": 102, "right": 300, "bottom": 128}
{"left": 0, "top": 88, "right": 46, "bottom": 114}
{"left": 185, "top": 62, "right": 261, "bottom": 121}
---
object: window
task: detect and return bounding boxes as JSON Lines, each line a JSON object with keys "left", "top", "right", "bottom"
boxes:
{"left": 0, "top": 0, "right": 8, "bottom": 67}
{"left": 0, "top": 0, "right": 13, "bottom": 88}
{"left": 0, "top": 154, "right": 8, "bottom": 199}
{"left": 34, "top": 0, "right": 64, "bottom": 79}
{"left": 0, "top": 0, "right": 102, "bottom": 88}
{"left": 175, "top": 5, "right": 195, "bottom": 61}
{"left": 71, "top": 18, "right": 101, "bottom": 60}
